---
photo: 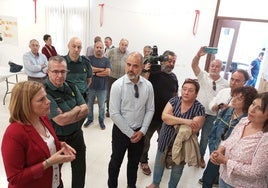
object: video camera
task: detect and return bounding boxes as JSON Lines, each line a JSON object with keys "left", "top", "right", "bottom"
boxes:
{"left": 143, "top": 45, "right": 169, "bottom": 73}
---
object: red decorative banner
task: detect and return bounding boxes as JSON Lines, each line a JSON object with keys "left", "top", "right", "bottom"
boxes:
{"left": 99, "top": 3, "right": 105, "bottom": 27}
{"left": 33, "top": 0, "right": 37, "bottom": 24}
{"left": 193, "top": 10, "right": 200, "bottom": 36}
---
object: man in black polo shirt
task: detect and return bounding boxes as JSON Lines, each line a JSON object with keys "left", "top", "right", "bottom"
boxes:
{"left": 45, "top": 56, "right": 89, "bottom": 188}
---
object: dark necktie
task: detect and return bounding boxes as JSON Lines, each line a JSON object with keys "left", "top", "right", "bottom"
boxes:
{"left": 134, "top": 84, "right": 139, "bottom": 98}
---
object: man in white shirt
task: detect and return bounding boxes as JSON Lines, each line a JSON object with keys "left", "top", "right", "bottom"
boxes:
{"left": 108, "top": 52, "right": 154, "bottom": 188}
{"left": 209, "top": 69, "right": 249, "bottom": 113}
{"left": 23, "top": 39, "right": 48, "bottom": 84}
{"left": 192, "top": 46, "right": 229, "bottom": 169}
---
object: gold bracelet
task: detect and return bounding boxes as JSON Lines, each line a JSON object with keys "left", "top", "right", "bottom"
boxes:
{"left": 45, "top": 159, "right": 51, "bottom": 167}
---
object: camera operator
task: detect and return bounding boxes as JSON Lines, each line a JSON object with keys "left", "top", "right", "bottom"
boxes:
{"left": 140, "top": 50, "right": 179, "bottom": 175}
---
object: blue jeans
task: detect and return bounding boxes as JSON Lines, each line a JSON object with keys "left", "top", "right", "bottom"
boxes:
{"left": 200, "top": 114, "right": 216, "bottom": 157}
{"left": 87, "top": 89, "right": 107, "bottom": 123}
{"left": 152, "top": 149, "right": 184, "bottom": 188}
{"left": 219, "top": 178, "right": 234, "bottom": 188}
{"left": 202, "top": 160, "right": 219, "bottom": 188}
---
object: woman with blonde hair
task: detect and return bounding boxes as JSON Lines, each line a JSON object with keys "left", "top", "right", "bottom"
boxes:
{"left": 1, "top": 81, "right": 76, "bottom": 188}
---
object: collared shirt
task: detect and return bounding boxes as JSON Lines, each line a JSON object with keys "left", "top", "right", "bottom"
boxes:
{"left": 107, "top": 48, "right": 129, "bottom": 79}
{"left": 209, "top": 87, "right": 232, "bottom": 111}
{"left": 23, "top": 51, "right": 48, "bottom": 78}
{"left": 104, "top": 45, "right": 115, "bottom": 57}
{"left": 109, "top": 74, "right": 155, "bottom": 137}
{"left": 197, "top": 70, "right": 229, "bottom": 115}
{"left": 45, "top": 79, "right": 86, "bottom": 136}
{"left": 63, "top": 54, "right": 92, "bottom": 94}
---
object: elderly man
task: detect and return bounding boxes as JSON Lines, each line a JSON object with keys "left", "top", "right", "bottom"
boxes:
{"left": 45, "top": 56, "right": 89, "bottom": 188}
{"left": 191, "top": 46, "right": 229, "bottom": 169}
{"left": 23, "top": 39, "right": 48, "bottom": 84}
{"left": 199, "top": 68, "right": 249, "bottom": 187}
{"left": 106, "top": 38, "right": 129, "bottom": 117}
{"left": 108, "top": 52, "right": 154, "bottom": 188}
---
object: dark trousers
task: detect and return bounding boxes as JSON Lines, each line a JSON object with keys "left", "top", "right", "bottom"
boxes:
{"left": 202, "top": 160, "right": 219, "bottom": 188}
{"left": 108, "top": 125, "right": 144, "bottom": 188}
{"left": 106, "top": 77, "right": 117, "bottom": 112}
{"left": 140, "top": 119, "right": 162, "bottom": 163}
{"left": 58, "top": 129, "right": 86, "bottom": 188}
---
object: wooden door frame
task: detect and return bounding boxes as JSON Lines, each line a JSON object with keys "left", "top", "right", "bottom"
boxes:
{"left": 205, "top": 0, "right": 268, "bottom": 75}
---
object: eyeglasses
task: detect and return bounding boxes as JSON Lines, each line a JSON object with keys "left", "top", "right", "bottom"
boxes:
{"left": 49, "top": 70, "right": 69, "bottom": 75}
{"left": 212, "top": 81, "right": 216, "bottom": 91}
{"left": 134, "top": 84, "right": 139, "bottom": 98}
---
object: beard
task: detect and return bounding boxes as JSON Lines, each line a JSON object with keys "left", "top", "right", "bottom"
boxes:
{"left": 127, "top": 71, "right": 138, "bottom": 80}
{"left": 161, "top": 64, "right": 173, "bottom": 74}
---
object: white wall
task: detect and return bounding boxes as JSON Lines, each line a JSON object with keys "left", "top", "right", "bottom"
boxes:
{"left": 0, "top": 0, "right": 217, "bottom": 86}
{"left": 2, "top": 0, "right": 268, "bottom": 86}
{"left": 219, "top": 0, "right": 268, "bottom": 19}
{"left": 0, "top": 0, "right": 46, "bottom": 66}
{"left": 89, "top": 0, "right": 218, "bottom": 84}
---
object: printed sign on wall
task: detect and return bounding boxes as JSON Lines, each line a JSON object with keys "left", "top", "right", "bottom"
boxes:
{"left": 0, "top": 16, "right": 18, "bottom": 45}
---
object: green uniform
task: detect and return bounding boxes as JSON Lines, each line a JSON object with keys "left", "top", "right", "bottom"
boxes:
{"left": 45, "top": 79, "right": 86, "bottom": 136}
{"left": 63, "top": 55, "right": 92, "bottom": 95}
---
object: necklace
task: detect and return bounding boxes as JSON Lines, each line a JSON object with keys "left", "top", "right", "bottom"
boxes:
{"left": 43, "top": 125, "right": 50, "bottom": 138}
{"left": 39, "top": 120, "right": 50, "bottom": 139}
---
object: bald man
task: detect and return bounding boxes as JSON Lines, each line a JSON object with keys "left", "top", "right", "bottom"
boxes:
{"left": 108, "top": 52, "right": 154, "bottom": 188}
{"left": 62, "top": 37, "right": 92, "bottom": 101}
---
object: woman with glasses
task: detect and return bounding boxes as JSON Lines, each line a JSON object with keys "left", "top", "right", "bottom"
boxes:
{"left": 147, "top": 79, "right": 205, "bottom": 188}
{"left": 211, "top": 92, "right": 268, "bottom": 188}
{"left": 201, "top": 86, "right": 258, "bottom": 188}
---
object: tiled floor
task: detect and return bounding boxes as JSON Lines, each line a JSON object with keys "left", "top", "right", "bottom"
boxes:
{"left": 0, "top": 74, "right": 208, "bottom": 188}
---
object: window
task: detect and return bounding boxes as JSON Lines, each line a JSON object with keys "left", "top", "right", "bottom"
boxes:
{"left": 44, "top": 0, "right": 90, "bottom": 55}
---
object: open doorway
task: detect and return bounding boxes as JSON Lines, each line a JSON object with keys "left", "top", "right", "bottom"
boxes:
{"left": 206, "top": 18, "right": 268, "bottom": 87}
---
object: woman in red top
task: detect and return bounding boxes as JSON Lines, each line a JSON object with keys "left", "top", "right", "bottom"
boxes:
{"left": 1, "top": 81, "right": 76, "bottom": 188}
{"left": 42, "top": 34, "right": 58, "bottom": 60}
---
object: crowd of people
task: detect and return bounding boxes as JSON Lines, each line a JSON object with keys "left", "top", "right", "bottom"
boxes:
{"left": 1, "top": 35, "right": 268, "bottom": 188}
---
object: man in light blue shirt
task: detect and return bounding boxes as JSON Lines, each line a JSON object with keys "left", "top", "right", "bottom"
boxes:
{"left": 108, "top": 52, "right": 155, "bottom": 188}
{"left": 23, "top": 39, "right": 48, "bottom": 84}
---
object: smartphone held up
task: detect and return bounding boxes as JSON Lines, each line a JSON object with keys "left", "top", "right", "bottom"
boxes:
{"left": 204, "top": 47, "right": 218, "bottom": 54}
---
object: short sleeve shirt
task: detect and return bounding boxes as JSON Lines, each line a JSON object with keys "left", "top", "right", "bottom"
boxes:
{"left": 45, "top": 80, "right": 86, "bottom": 136}
{"left": 88, "top": 55, "right": 111, "bottom": 90}
{"left": 63, "top": 55, "right": 92, "bottom": 94}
